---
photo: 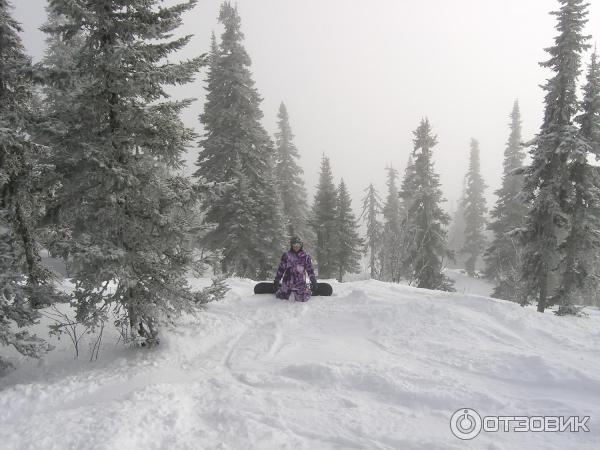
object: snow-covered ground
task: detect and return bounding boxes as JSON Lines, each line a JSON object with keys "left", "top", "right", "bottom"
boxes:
{"left": 2, "top": 276, "right": 600, "bottom": 449}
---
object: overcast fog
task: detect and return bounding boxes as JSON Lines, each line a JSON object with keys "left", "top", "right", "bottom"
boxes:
{"left": 13, "top": 0, "right": 600, "bottom": 212}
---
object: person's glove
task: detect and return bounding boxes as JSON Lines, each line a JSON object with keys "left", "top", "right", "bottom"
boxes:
{"left": 274, "top": 279, "right": 280, "bottom": 291}
{"left": 310, "top": 280, "right": 317, "bottom": 293}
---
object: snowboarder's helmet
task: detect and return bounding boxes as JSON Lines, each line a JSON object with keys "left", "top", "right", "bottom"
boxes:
{"left": 290, "top": 236, "right": 303, "bottom": 247}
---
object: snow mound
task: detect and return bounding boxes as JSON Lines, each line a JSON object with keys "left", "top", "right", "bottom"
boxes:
{"left": 1, "top": 278, "right": 600, "bottom": 449}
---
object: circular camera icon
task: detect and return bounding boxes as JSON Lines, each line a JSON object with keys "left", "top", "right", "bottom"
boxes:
{"left": 450, "top": 408, "right": 482, "bottom": 440}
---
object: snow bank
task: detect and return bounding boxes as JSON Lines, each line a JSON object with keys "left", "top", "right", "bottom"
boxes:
{"left": 1, "top": 277, "right": 599, "bottom": 449}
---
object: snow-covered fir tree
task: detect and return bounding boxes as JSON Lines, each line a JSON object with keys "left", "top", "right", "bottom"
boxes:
{"left": 311, "top": 155, "right": 337, "bottom": 279}
{"left": 194, "top": 3, "right": 285, "bottom": 278}
{"left": 579, "top": 51, "right": 600, "bottom": 149}
{"left": 447, "top": 179, "right": 467, "bottom": 267}
{"left": 520, "top": 0, "right": 590, "bottom": 312}
{"left": 334, "top": 180, "right": 363, "bottom": 282}
{"left": 404, "top": 119, "right": 454, "bottom": 291}
{"left": 461, "top": 139, "right": 488, "bottom": 276}
{"left": 553, "top": 49, "right": 600, "bottom": 312}
{"left": 379, "top": 166, "right": 403, "bottom": 282}
{"left": 39, "top": 6, "right": 84, "bottom": 122}
{"left": 42, "top": 0, "right": 220, "bottom": 346}
{"left": 398, "top": 155, "right": 422, "bottom": 280}
{"left": 484, "top": 101, "right": 528, "bottom": 301}
{"left": 360, "top": 183, "right": 383, "bottom": 278}
{"left": 0, "top": 0, "right": 63, "bottom": 370}
{"left": 398, "top": 155, "right": 416, "bottom": 206}
{"left": 274, "top": 102, "right": 311, "bottom": 241}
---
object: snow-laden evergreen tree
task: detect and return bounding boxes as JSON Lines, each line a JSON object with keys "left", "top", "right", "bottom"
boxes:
{"left": 460, "top": 139, "right": 488, "bottom": 276}
{"left": 404, "top": 119, "right": 454, "bottom": 291}
{"left": 42, "top": 0, "right": 222, "bottom": 346}
{"left": 447, "top": 179, "right": 467, "bottom": 267}
{"left": 379, "top": 166, "right": 403, "bottom": 282}
{"left": 553, "top": 50, "right": 600, "bottom": 312}
{"left": 0, "top": 0, "right": 63, "bottom": 370}
{"left": 334, "top": 179, "right": 363, "bottom": 282}
{"left": 484, "top": 101, "right": 528, "bottom": 301}
{"left": 360, "top": 183, "right": 383, "bottom": 278}
{"left": 39, "top": 6, "right": 84, "bottom": 124}
{"left": 36, "top": 7, "right": 85, "bottom": 263}
{"left": 194, "top": 3, "right": 285, "bottom": 278}
{"left": 579, "top": 51, "right": 600, "bottom": 149}
{"left": 520, "top": 0, "right": 590, "bottom": 312}
{"left": 398, "top": 155, "right": 416, "bottom": 207}
{"left": 311, "top": 155, "right": 337, "bottom": 278}
{"left": 274, "top": 102, "right": 311, "bottom": 240}
{"left": 398, "top": 155, "right": 423, "bottom": 280}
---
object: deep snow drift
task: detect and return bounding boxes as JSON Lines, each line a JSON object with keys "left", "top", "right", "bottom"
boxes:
{"left": 1, "top": 276, "right": 600, "bottom": 449}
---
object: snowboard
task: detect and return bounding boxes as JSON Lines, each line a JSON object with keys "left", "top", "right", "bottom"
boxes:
{"left": 254, "top": 282, "right": 333, "bottom": 296}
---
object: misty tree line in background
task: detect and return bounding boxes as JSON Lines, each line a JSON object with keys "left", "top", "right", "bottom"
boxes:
{"left": 360, "top": 120, "right": 455, "bottom": 292}
{"left": 361, "top": 0, "right": 600, "bottom": 315}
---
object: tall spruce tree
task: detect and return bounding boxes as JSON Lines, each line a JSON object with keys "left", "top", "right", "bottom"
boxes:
{"left": 553, "top": 50, "right": 600, "bottom": 311}
{"left": 311, "top": 155, "right": 337, "bottom": 278}
{"left": 194, "top": 3, "right": 285, "bottom": 278}
{"left": 334, "top": 180, "right": 363, "bottom": 282}
{"left": 398, "top": 155, "right": 416, "bottom": 209}
{"left": 380, "top": 166, "right": 403, "bottom": 282}
{"left": 447, "top": 179, "right": 467, "bottom": 267}
{"left": 360, "top": 183, "right": 383, "bottom": 278}
{"left": 43, "top": 0, "right": 218, "bottom": 346}
{"left": 484, "top": 101, "right": 528, "bottom": 301}
{"left": 520, "top": 0, "right": 590, "bottom": 312}
{"left": 579, "top": 51, "right": 600, "bottom": 148}
{"left": 40, "top": 7, "right": 84, "bottom": 121}
{"left": 461, "top": 139, "right": 488, "bottom": 276}
{"left": 404, "top": 119, "right": 454, "bottom": 291}
{"left": 0, "top": 0, "right": 62, "bottom": 370}
{"left": 274, "top": 102, "right": 311, "bottom": 240}
{"left": 398, "top": 155, "right": 422, "bottom": 280}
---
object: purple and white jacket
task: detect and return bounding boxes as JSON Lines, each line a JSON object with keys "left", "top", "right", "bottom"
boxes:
{"left": 274, "top": 250, "right": 317, "bottom": 291}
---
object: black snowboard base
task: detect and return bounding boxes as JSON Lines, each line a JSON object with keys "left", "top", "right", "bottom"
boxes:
{"left": 254, "top": 282, "right": 333, "bottom": 296}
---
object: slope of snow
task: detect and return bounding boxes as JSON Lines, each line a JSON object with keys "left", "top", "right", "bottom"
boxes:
{"left": 1, "top": 277, "right": 600, "bottom": 449}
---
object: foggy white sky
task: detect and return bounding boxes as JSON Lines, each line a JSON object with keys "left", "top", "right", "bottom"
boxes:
{"left": 12, "top": 0, "right": 600, "bottom": 215}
